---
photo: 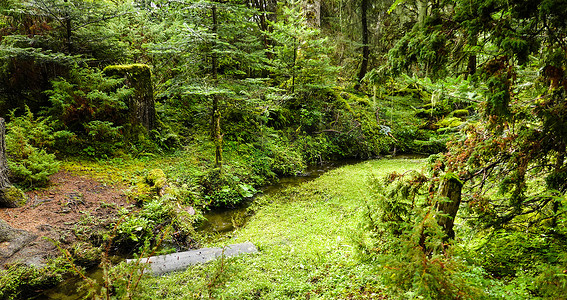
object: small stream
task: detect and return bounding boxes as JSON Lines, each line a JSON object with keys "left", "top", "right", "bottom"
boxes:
{"left": 38, "top": 158, "right": 388, "bottom": 299}
{"left": 197, "top": 159, "right": 362, "bottom": 236}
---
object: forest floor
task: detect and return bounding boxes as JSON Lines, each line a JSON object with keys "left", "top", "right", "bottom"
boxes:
{"left": 0, "top": 169, "right": 133, "bottom": 266}
{"left": 135, "top": 158, "right": 425, "bottom": 299}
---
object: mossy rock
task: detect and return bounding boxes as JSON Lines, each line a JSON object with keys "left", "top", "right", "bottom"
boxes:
{"left": 0, "top": 186, "right": 27, "bottom": 208}
{"left": 413, "top": 138, "right": 448, "bottom": 154}
{"left": 436, "top": 117, "right": 462, "bottom": 129}
{"left": 145, "top": 169, "right": 167, "bottom": 192}
{"left": 452, "top": 109, "right": 469, "bottom": 118}
{"left": 415, "top": 109, "right": 434, "bottom": 118}
{"left": 71, "top": 242, "right": 102, "bottom": 268}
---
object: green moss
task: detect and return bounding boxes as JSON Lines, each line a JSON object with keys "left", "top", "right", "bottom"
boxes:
{"left": 71, "top": 242, "right": 102, "bottom": 268}
{"left": 452, "top": 109, "right": 469, "bottom": 118}
{"left": 103, "top": 64, "right": 152, "bottom": 76}
{"left": 1, "top": 186, "right": 27, "bottom": 207}
{"left": 145, "top": 168, "right": 167, "bottom": 192}
{"left": 0, "top": 262, "right": 65, "bottom": 299}
{"left": 435, "top": 117, "right": 462, "bottom": 129}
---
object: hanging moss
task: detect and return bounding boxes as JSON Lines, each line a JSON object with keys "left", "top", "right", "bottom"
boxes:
{"left": 103, "top": 64, "right": 156, "bottom": 140}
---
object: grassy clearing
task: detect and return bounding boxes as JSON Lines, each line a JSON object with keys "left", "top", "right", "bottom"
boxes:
{"left": 136, "top": 157, "right": 425, "bottom": 299}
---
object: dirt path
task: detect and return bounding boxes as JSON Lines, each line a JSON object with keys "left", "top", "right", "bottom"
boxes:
{"left": 0, "top": 170, "right": 133, "bottom": 266}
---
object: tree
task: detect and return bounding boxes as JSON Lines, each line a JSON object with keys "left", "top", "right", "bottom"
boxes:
{"left": 0, "top": 118, "right": 26, "bottom": 208}
{"left": 354, "top": 0, "right": 369, "bottom": 89}
{"left": 0, "top": 0, "right": 132, "bottom": 115}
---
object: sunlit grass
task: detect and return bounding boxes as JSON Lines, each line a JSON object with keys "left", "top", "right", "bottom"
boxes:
{"left": 137, "top": 157, "right": 425, "bottom": 299}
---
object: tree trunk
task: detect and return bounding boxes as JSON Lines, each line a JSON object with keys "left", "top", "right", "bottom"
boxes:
{"left": 211, "top": 3, "right": 223, "bottom": 170}
{"left": 467, "top": 34, "right": 478, "bottom": 77}
{"left": 0, "top": 118, "right": 10, "bottom": 190}
{"left": 355, "top": 0, "right": 369, "bottom": 90}
{"left": 103, "top": 64, "right": 156, "bottom": 137}
{"left": 436, "top": 175, "right": 463, "bottom": 240}
{"left": 0, "top": 118, "right": 25, "bottom": 208}
{"left": 250, "top": 0, "right": 277, "bottom": 74}
{"left": 64, "top": 0, "right": 73, "bottom": 54}
{"left": 305, "top": 0, "right": 321, "bottom": 28}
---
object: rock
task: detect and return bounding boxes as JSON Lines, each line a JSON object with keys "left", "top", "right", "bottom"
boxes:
{"left": 0, "top": 219, "right": 37, "bottom": 264}
{"left": 145, "top": 168, "right": 167, "bottom": 195}
{"left": 128, "top": 241, "right": 258, "bottom": 275}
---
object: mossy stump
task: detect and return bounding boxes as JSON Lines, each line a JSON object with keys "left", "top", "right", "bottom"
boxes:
{"left": 103, "top": 64, "right": 156, "bottom": 139}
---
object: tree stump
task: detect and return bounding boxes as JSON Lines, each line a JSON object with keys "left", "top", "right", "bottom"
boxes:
{"left": 103, "top": 64, "right": 156, "bottom": 139}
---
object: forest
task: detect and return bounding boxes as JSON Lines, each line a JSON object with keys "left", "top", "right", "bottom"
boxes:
{"left": 0, "top": 0, "right": 566, "bottom": 299}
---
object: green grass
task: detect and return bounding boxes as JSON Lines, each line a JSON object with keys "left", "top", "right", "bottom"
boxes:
{"left": 134, "top": 157, "right": 425, "bottom": 299}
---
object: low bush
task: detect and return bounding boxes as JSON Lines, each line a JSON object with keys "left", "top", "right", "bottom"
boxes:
{"left": 6, "top": 107, "right": 60, "bottom": 187}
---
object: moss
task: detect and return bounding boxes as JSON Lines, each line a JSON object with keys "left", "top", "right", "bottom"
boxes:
{"left": 436, "top": 117, "right": 462, "bottom": 129}
{"left": 71, "top": 242, "right": 102, "bottom": 268}
{"left": 1, "top": 186, "right": 27, "bottom": 207}
{"left": 452, "top": 109, "right": 469, "bottom": 118}
{"left": 0, "top": 263, "right": 64, "bottom": 299}
{"left": 413, "top": 138, "right": 448, "bottom": 154}
{"left": 103, "top": 64, "right": 152, "bottom": 77}
{"left": 145, "top": 168, "right": 167, "bottom": 192}
{"left": 334, "top": 94, "right": 353, "bottom": 113}
{"left": 415, "top": 108, "right": 434, "bottom": 118}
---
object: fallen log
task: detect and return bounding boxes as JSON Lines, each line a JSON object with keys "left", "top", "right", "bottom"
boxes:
{"left": 127, "top": 241, "right": 258, "bottom": 275}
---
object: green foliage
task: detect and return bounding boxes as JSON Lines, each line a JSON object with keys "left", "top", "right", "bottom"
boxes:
{"left": 6, "top": 107, "right": 60, "bottom": 187}
{"left": 134, "top": 159, "right": 425, "bottom": 299}
{"left": 0, "top": 262, "right": 67, "bottom": 300}
{"left": 269, "top": 2, "right": 340, "bottom": 94}
{"left": 389, "top": 22, "right": 450, "bottom": 78}
{"left": 45, "top": 67, "right": 133, "bottom": 157}
{"left": 355, "top": 169, "right": 489, "bottom": 299}
{"left": 115, "top": 194, "right": 198, "bottom": 250}
{"left": 200, "top": 167, "right": 258, "bottom": 207}
{"left": 471, "top": 230, "right": 566, "bottom": 279}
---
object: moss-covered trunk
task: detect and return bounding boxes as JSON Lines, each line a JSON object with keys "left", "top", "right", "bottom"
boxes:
{"left": 0, "top": 118, "right": 25, "bottom": 208}
{"left": 103, "top": 64, "right": 156, "bottom": 139}
{"left": 436, "top": 175, "right": 463, "bottom": 240}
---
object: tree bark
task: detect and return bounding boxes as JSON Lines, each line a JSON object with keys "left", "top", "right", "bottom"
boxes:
{"left": 63, "top": 0, "right": 73, "bottom": 54}
{"left": 436, "top": 175, "right": 463, "bottom": 240}
{"left": 305, "top": 0, "right": 321, "bottom": 28}
{"left": 103, "top": 64, "right": 156, "bottom": 136}
{"left": 0, "top": 118, "right": 10, "bottom": 190}
{"left": 0, "top": 118, "right": 25, "bottom": 208}
{"left": 467, "top": 34, "right": 478, "bottom": 77}
{"left": 211, "top": 3, "right": 223, "bottom": 170}
{"left": 355, "top": 0, "right": 369, "bottom": 90}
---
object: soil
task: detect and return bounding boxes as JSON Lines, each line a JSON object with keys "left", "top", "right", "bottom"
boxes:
{"left": 0, "top": 169, "right": 133, "bottom": 267}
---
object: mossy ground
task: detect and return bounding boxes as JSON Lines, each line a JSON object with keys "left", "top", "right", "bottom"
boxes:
{"left": 134, "top": 157, "right": 425, "bottom": 299}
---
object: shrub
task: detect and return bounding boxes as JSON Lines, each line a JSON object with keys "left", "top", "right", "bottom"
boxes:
{"left": 6, "top": 107, "right": 60, "bottom": 187}
{"left": 354, "top": 170, "right": 487, "bottom": 299}
{"left": 0, "top": 262, "right": 66, "bottom": 300}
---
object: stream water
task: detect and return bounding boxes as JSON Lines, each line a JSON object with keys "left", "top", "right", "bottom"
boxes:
{"left": 197, "top": 159, "right": 362, "bottom": 237}
{"left": 37, "top": 158, "right": 384, "bottom": 299}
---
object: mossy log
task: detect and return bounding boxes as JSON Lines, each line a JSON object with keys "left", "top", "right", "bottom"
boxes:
{"left": 103, "top": 64, "right": 156, "bottom": 137}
